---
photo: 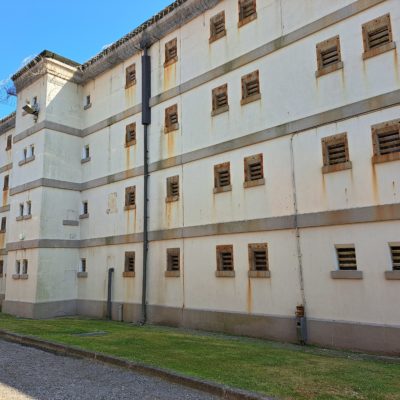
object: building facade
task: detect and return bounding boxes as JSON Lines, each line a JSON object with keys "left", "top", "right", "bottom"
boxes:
{"left": 0, "top": 0, "right": 399, "bottom": 354}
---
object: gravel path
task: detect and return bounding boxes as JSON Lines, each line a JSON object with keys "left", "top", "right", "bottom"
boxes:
{"left": 0, "top": 340, "right": 218, "bottom": 400}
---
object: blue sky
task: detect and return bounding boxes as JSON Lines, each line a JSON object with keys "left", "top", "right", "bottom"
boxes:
{"left": 0, "top": 0, "right": 172, "bottom": 118}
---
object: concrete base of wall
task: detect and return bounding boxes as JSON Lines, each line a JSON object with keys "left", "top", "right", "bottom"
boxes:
{"left": 2, "top": 299, "right": 400, "bottom": 355}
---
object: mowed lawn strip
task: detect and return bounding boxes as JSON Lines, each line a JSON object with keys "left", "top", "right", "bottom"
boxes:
{"left": 0, "top": 314, "right": 399, "bottom": 400}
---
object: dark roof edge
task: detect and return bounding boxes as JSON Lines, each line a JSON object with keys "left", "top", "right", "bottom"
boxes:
{"left": 0, "top": 112, "right": 16, "bottom": 135}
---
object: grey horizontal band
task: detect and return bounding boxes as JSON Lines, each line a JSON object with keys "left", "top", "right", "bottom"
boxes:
{"left": 0, "top": 113, "right": 16, "bottom": 136}
{"left": 0, "top": 163, "right": 12, "bottom": 174}
{"left": 9, "top": 89, "right": 400, "bottom": 195}
{"left": 10, "top": 0, "right": 385, "bottom": 145}
{"left": 0, "top": 205, "right": 10, "bottom": 213}
{"left": 6, "top": 203, "right": 400, "bottom": 251}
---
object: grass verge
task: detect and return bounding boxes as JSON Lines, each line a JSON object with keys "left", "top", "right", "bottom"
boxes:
{"left": 0, "top": 313, "right": 399, "bottom": 400}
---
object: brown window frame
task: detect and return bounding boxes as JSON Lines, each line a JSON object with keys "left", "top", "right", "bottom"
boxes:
{"left": 6, "top": 135, "right": 12, "bottom": 151}
{"left": 124, "top": 186, "right": 136, "bottom": 210}
{"left": 210, "top": 11, "right": 226, "bottom": 43}
{"left": 362, "top": 14, "right": 396, "bottom": 60}
{"left": 214, "top": 162, "right": 231, "bottom": 193}
{"left": 315, "top": 35, "right": 343, "bottom": 78}
{"left": 164, "top": 104, "right": 179, "bottom": 133}
{"left": 244, "top": 153, "right": 264, "bottom": 188}
{"left": 125, "top": 63, "right": 136, "bottom": 88}
{"left": 165, "top": 248, "right": 180, "bottom": 277}
{"left": 241, "top": 70, "right": 261, "bottom": 105}
{"left": 166, "top": 175, "right": 179, "bottom": 202}
{"left": 3, "top": 175, "right": 9, "bottom": 191}
{"left": 248, "top": 243, "right": 270, "bottom": 278}
{"left": 321, "top": 133, "right": 352, "bottom": 173}
{"left": 212, "top": 84, "right": 229, "bottom": 116}
{"left": 125, "top": 123, "right": 137, "bottom": 147}
{"left": 216, "top": 245, "right": 235, "bottom": 277}
{"left": 238, "top": 0, "right": 257, "bottom": 28}
{"left": 123, "top": 251, "right": 135, "bottom": 277}
{"left": 164, "top": 38, "right": 178, "bottom": 67}
{"left": 371, "top": 119, "right": 400, "bottom": 164}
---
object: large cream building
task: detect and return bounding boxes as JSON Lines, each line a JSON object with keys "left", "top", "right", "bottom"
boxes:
{"left": 0, "top": 0, "right": 399, "bottom": 354}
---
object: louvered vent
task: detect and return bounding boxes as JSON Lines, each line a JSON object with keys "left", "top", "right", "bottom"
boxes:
{"left": 220, "top": 251, "right": 233, "bottom": 270}
{"left": 327, "top": 142, "right": 347, "bottom": 165}
{"left": 377, "top": 129, "right": 400, "bottom": 155}
{"left": 321, "top": 45, "right": 339, "bottom": 67}
{"left": 336, "top": 247, "right": 357, "bottom": 270}
{"left": 249, "top": 161, "right": 263, "bottom": 180}
{"left": 240, "top": 0, "right": 256, "bottom": 20}
{"left": 368, "top": 25, "right": 390, "bottom": 49}
{"left": 391, "top": 245, "right": 400, "bottom": 271}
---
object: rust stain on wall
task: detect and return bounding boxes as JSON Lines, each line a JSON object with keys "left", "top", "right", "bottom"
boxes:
{"left": 166, "top": 130, "right": 175, "bottom": 158}
{"left": 247, "top": 278, "right": 253, "bottom": 314}
{"left": 2, "top": 190, "right": 8, "bottom": 207}
{"left": 371, "top": 163, "right": 380, "bottom": 204}
{"left": 125, "top": 86, "right": 135, "bottom": 108}
{"left": 163, "top": 64, "right": 176, "bottom": 91}
{"left": 125, "top": 145, "right": 131, "bottom": 170}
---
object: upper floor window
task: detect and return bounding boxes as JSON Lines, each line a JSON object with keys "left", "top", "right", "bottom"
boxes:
{"left": 336, "top": 245, "right": 357, "bottom": 270}
{"left": 316, "top": 36, "right": 343, "bottom": 78}
{"left": 166, "top": 175, "right": 179, "bottom": 202}
{"left": 164, "top": 104, "right": 179, "bottom": 133}
{"left": 125, "top": 63, "right": 136, "bottom": 88}
{"left": 164, "top": 38, "right": 178, "bottom": 67}
{"left": 390, "top": 244, "right": 400, "bottom": 271}
{"left": 82, "top": 145, "right": 91, "bottom": 163}
{"left": 216, "top": 245, "right": 235, "bottom": 277}
{"left": 125, "top": 123, "right": 136, "bottom": 147}
{"left": 19, "top": 203, "right": 24, "bottom": 217}
{"left": 321, "top": 133, "right": 351, "bottom": 173}
{"left": 362, "top": 14, "right": 396, "bottom": 60}
{"left": 210, "top": 11, "right": 226, "bottom": 43}
{"left": 84, "top": 95, "right": 92, "bottom": 110}
{"left": 26, "top": 201, "right": 32, "bottom": 216}
{"left": 165, "top": 248, "right": 180, "bottom": 277}
{"left": 6, "top": 135, "right": 12, "bottom": 151}
{"left": 371, "top": 119, "right": 400, "bottom": 164}
{"left": 238, "top": 0, "right": 257, "bottom": 28}
{"left": 123, "top": 252, "right": 135, "bottom": 277}
{"left": 212, "top": 84, "right": 229, "bottom": 116}
{"left": 214, "top": 162, "right": 231, "bottom": 193}
{"left": 248, "top": 243, "right": 270, "bottom": 278}
{"left": 0, "top": 217, "right": 6, "bottom": 232}
{"left": 3, "top": 175, "right": 9, "bottom": 191}
{"left": 244, "top": 153, "right": 264, "bottom": 187}
{"left": 0, "top": 260, "right": 3, "bottom": 278}
{"left": 241, "top": 70, "right": 261, "bottom": 105}
{"left": 80, "top": 201, "right": 89, "bottom": 219}
{"left": 125, "top": 186, "right": 136, "bottom": 210}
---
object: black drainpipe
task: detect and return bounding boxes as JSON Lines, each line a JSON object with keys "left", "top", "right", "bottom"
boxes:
{"left": 141, "top": 46, "right": 151, "bottom": 325}
{"left": 107, "top": 267, "right": 114, "bottom": 320}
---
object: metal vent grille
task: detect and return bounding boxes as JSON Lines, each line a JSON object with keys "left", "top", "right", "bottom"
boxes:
{"left": 253, "top": 250, "right": 268, "bottom": 270}
{"left": 125, "top": 186, "right": 136, "bottom": 206}
{"left": 246, "top": 80, "right": 259, "bottom": 97}
{"left": 391, "top": 245, "right": 400, "bottom": 271}
{"left": 240, "top": 0, "right": 256, "bottom": 20}
{"left": 220, "top": 251, "right": 233, "bottom": 270}
{"left": 167, "top": 176, "right": 179, "bottom": 199}
{"left": 321, "top": 45, "right": 339, "bottom": 67}
{"left": 336, "top": 247, "right": 357, "bottom": 270}
{"left": 218, "top": 169, "right": 230, "bottom": 187}
{"left": 125, "top": 252, "right": 135, "bottom": 272}
{"left": 249, "top": 161, "right": 263, "bottom": 180}
{"left": 368, "top": 25, "right": 390, "bottom": 49}
{"left": 327, "top": 142, "right": 347, "bottom": 165}
{"left": 216, "top": 92, "right": 228, "bottom": 108}
{"left": 167, "top": 249, "right": 180, "bottom": 271}
{"left": 377, "top": 129, "right": 400, "bottom": 155}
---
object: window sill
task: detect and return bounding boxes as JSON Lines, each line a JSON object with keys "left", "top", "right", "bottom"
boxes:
{"left": 211, "top": 105, "right": 229, "bottom": 117}
{"left": 322, "top": 161, "right": 352, "bottom": 174}
{"left": 16, "top": 215, "right": 31, "bottom": 221}
{"left": 372, "top": 152, "right": 400, "bottom": 164}
{"left": 77, "top": 272, "right": 88, "bottom": 278}
{"left": 20, "top": 274, "right": 29, "bottom": 280}
{"left": 315, "top": 61, "right": 344, "bottom": 78}
{"left": 385, "top": 270, "right": 400, "bottom": 280}
{"left": 164, "top": 123, "right": 179, "bottom": 134}
{"left": 166, "top": 196, "right": 179, "bottom": 203}
{"left": 123, "top": 271, "right": 135, "bottom": 278}
{"left": 125, "top": 81, "right": 136, "bottom": 89}
{"left": 125, "top": 141, "right": 136, "bottom": 148}
{"left": 124, "top": 205, "right": 136, "bottom": 211}
{"left": 240, "top": 93, "right": 261, "bottom": 106}
{"left": 164, "top": 57, "right": 178, "bottom": 68}
{"left": 215, "top": 270, "right": 235, "bottom": 278}
{"left": 63, "top": 220, "right": 79, "bottom": 226}
{"left": 243, "top": 178, "right": 265, "bottom": 188}
{"left": 238, "top": 13, "right": 257, "bottom": 28}
{"left": 12, "top": 274, "right": 20, "bottom": 280}
{"left": 83, "top": 103, "right": 92, "bottom": 110}
{"left": 165, "top": 270, "right": 180, "bottom": 278}
{"left": 363, "top": 41, "right": 396, "bottom": 60}
{"left": 209, "top": 30, "right": 226, "bottom": 44}
{"left": 18, "top": 156, "right": 35, "bottom": 167}
{"left": 248, "top": 270, "right": 271, "bottom": 278}
{"left": 79, "top": 213, "right": 89, "bottom": 219}
{"left": 330, "top": 270, "right": 363, "bottom": 279}
{"left": 213, "top": 185, "right": 232, "bottom": 194}
{"left": 81, "top": 157, "right": 91, "bottom": 164}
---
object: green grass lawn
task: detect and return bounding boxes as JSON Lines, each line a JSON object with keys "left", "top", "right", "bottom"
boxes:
{"left": 0, "top": 313, "right": 399, "bottom": 400}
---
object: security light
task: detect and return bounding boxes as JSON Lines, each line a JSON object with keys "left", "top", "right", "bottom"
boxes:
{"left": 22, "top": 103, "right": 39, "bottom": 116}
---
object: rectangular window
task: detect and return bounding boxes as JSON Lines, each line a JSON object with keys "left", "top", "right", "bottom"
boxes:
{"left": 3, "top": 175, "right": 9, "bottom": 191}
{"left": 390, "top": 245, "right": 400, "bottom": 271}
{"left": 164, "top": 38, "right": 178, "bottom": 67}
{"left": 84, "top": 95, "right": 91, "bottom": 110}
{"left": 124, "top": 252, "right": 135, "bottom": 276}
{"left": 212, "top": 84, "right": 229, "bottom": 116}
{"left": 238, "top": 0, "right": 257, "bottom": 27}
{"left": 336, "top": 245, "right": 357, "bottom": 270}
{"left": 80, "top": 258, "right": 86, "bottom": 273}
{"left": 164, "top": 104, "right": 179, "bottom": 133}
{"left": 316, "top": 36, "right": 343, "bottom": 77}
{"left": 84, "top": 145, "right": 90, "bottom": 159}
{"left": 216, "top": 245, "right": 235, "bottom": 277}
{"left": 80, "top": 201, "right": 89, "bottom": 218}
{"left": 125, "top": 123, "right": 136, "bottom": 146}
{"left": 372, "top": 120, "right": 400, "bottom": 164}
{"left": 0, "top": 260, "right": 3, "bottom": 278}
{"left": 125, "top": 186, "right": 136, "bottom": 209}
{"left": 241, "top": 70, "right": 260, "bottom": 105}
{"left": 22, "top": 259, "right": 28, "bottom": 275}
{"left": 23, "top": 148, "right": 28, "bottom": 160}
{"left": 214, "top": 162, "right": 231, "bottom": 193}
{"left": 210, "top": 11, "right": 226, "bottom": 43}
{"left": 19, "top": 203, "right": 24, "bottom": 217}
{"left": 244, "top": 153, "right": 264, "bottom": 187}
{"left": 0, "top": 217, "right": 6, "bottom": 232}
{"left": 248, "top": 243, "right": 268, "bottom": 271}
{"left": 362, "top": 14, "right": 395, "bottom": 59}
{"left": 167, "top": 248, "right": 180, "bottom": 271}
{"left": 6, "top": 135, "right": 12, "bottom": 151}
{"left": 321, "top": 133, "right": 351, "bottom": 173}
{"left": 125, "top": 63, "right": 136, "bottom": 88}
{"left": 30, "top": 145, "right": 35, "bottom": 157}
{"left": 15, "top": 260, "right": 21, "bottom": 275}
{"left": 26, "top": 201, "right": 32, "bottom": 216}
{"left": 166, "top": 175, "right": 179, "bottom": 202}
